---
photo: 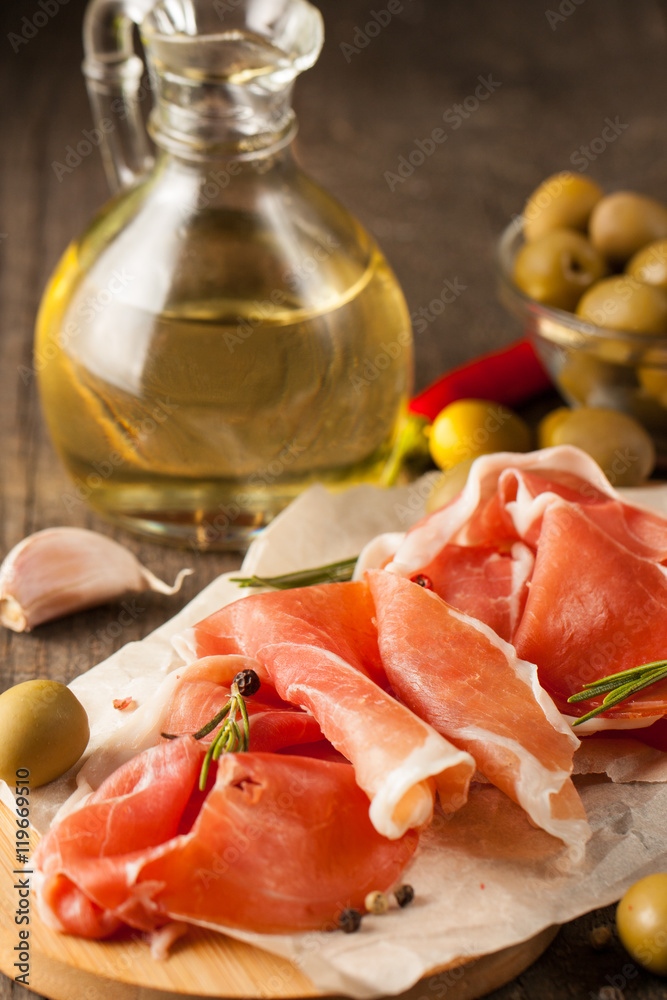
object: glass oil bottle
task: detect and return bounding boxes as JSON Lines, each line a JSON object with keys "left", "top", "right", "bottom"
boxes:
{"left": 36, "top": 0, "right": 413, "bottom": 548}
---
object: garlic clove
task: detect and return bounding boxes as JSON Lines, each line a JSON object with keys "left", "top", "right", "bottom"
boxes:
{"left": 0, "top": 528, "right": 194, "bottom": 632}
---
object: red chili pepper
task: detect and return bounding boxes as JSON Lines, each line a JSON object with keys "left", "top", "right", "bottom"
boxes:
{"left": 408, "top": 338, "right": 552, "bottom": 422}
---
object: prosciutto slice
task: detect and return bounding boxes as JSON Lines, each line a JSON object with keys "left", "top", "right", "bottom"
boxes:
{"left": 383, "top": 447, "right": 623, "bottom": 571}
{"left": 406, "top": 541, "right": 534, "bottom": 642}
{"left": 375, "top": 447, "right": 667, "bottom": 723}
{"left": 367, "top": 571, "right": 589, "bottom": 850}
{"left": 35, "top": 739, "right": 418, "bottom": 937}
{"left": 186, "top": 581, "right": 476, "bottom": 838}
{"left": 513, "top": 500, "right": 667, "bottom": 717}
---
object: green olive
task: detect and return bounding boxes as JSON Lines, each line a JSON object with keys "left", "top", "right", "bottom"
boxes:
{"left": 537, "top": 407, "right": 571, "bottom": 448}
{"left": 523, "top": 172, "right": 603, "bottom": 243}
{"left": 428, "top": 401, "right": 532, "bottom": 471}
{"left": 589, "top": 191, "right": 667, "bottom": 266}
{"left": 632, "top": 391, "right": 667, "bottom": 441}
{"left": 513, "top": 229, "right": 607, "bottom": 311}
{"left": 558, "top": 351, "right": 639, "bottom": 410}
{"left": 638, "top": 366, "right": 667, "bottom": 405}
{"left": 617, "top": 873, "right": 667, "bottom": 975}
{"left": 425, "top": 458, "right": 476, "bottom": 513}
{"left": 593, "top": 337, "right": 636, "bottom": 366}
{"left": 626, "top": 239, "right": 667, "bottom": 291}
{"left": 557, "top": 353, "right": 636, "bottom": 407}
{"left": 548, "top": 407, "right": 655, "bottom": 486}
{"left": 0, "top": 680, "right": 89, "bottom": 787}
{"left": 576, "top": 276, "right": 667, "bottom": 334}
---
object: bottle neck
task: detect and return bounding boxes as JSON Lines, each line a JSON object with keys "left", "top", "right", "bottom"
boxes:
{"left": 147, "top": 138, "right": 300, "bottom": 213}
{"left": 146, "top": 74, "right": 299, "bottom": 162}
{"left": 81, "top": 0, "right": 323, "bottom": 191}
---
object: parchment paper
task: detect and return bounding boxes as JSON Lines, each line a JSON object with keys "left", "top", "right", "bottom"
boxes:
{"left": 11, "top": 480, "right": 667, "bottom": 999}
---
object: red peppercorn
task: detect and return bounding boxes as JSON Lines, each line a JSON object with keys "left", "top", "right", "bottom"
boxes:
{"left": 410, "top": 574, "right": 433, "bottom": 590}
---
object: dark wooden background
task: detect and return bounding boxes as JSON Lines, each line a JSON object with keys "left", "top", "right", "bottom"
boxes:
{"left": 2, "top": 0, "right": 667, "bottom": 997}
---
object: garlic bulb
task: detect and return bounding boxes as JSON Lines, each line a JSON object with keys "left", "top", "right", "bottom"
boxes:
{"left": 0, "top": 528, "right": 193, "bottom": 632}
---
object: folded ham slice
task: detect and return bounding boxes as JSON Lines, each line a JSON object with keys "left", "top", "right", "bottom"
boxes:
{"left": 513, "top": 500, "right": 667, "bottom": 717}
{"left": 383, "top": 447, "right": 624, "bottom": 573}
{"left": 186, "top": 581, "right": 476, "bottom": 839}
{"left": 35, "top": 739, "right": 419, "bottom": 937}
{"left": 375, "top": 447, "right": 667, "bottom": 725}
{"left": 367, "top": 570, "right": 590, "bottom": 850}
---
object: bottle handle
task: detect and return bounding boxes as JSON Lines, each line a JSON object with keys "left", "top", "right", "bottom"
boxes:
{"left": 82, "top": 0, "right": 156, "bottom": 194}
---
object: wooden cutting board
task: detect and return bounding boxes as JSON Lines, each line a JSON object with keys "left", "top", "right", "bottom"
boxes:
{"left": 0, "top": 803, "right": 557, "bottom": 1000}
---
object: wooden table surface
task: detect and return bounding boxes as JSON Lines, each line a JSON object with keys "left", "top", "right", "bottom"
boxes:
{"left": 2, "top": 0, "right": 667, "bottom": 997}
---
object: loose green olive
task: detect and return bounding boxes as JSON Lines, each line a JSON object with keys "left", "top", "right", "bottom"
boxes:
{"left": 0, "top": 680, "right": 89, "bottom": 787}
{"left": 537, "top": 407, "right": 570, "bottom": 448}
{"left": 576, "top": 276, "right": 667, "bottom": 334}
{"left": 428, "top": 400, "right": 532, "bottom": 471}
{"left": 589, "top": 191, "right": 667, "bottom": 266}
{"left": 548, "top": 406, "right": 655, "bottom": 486}
{"left": 617, "top": 873, "right": 667, "bottom": 975}
{"left": 523, "top": 172, "right": 603, "bottom": 243}
{"left": 513, "top": 229, "right": 607, "bottom": 311}
{"left": 626, "top": 239, "right": 667, "bottom": 291}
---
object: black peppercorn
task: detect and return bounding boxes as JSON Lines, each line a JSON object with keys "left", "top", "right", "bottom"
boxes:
{"left": 233, "top": 669, "right": 261, "bottom": 697}
{"left": 394, "top": 884, "right": 415, "bottom": 908}
{"left": 339, "top": 908, "right": 362, "bottom": 933}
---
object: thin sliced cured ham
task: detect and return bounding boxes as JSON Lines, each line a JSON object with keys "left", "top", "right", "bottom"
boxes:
{"left": 35, "top": 736, "right": 204, "bottom": 939}
{"left": 35, "top": 738, "right": 418, "bottom": 937}
{"left": 367, "top": 570, "right": 590, "bottom": 850}
{"left": 188, "top": 581, "right": 388, "bottom": 687}
{"left": 388, "top": 447, "right": 624, "bottom": 564}
{"left": 372, "top": 447, "right": 667, "bottom": 725}
{"left": 384, "top": 446, "right": 667, "bottom": 588}
{"left": 513, "top": 500, "right": 667, "bottom": 718}
{"left": 355, "top": 454, "right": 576, "bottom": 642}
{"left": 186, "top": 581, "right": 476, "bottom": 838}
{"left": 405, "top": 541, "right": 534, "bottom": 642}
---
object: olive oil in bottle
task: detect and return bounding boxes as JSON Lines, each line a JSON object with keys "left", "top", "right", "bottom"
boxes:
{"left": 36, "top": 0, "right": 413, "bottom": 548}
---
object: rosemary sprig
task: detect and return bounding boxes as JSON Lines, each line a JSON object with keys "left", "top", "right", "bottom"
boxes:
{"left": 197, "top": 684, "right": 249, "bottom": 790}
{"left": 162, "top": 669, "right": 260, "bottom": 789}
{"left": 231, "top": 556, "right": 358, "bottom": 591}
{"left": 568, "top": 659, "right": 667, "bottom": 726}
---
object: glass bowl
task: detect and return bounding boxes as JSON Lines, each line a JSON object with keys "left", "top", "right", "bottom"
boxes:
{"left": 497, "top": 220, "right": 667, "bottom": 465}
